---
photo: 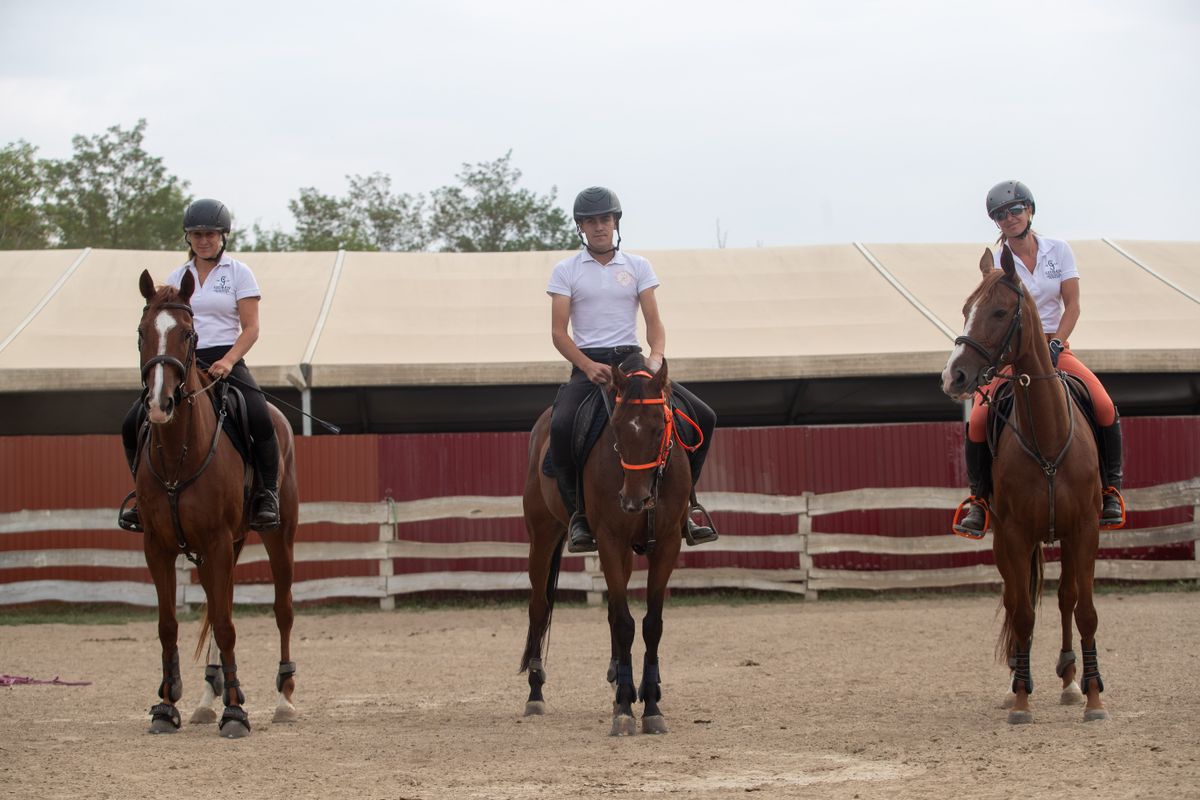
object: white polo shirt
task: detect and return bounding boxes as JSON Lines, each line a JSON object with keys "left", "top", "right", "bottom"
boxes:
{"left": 547, "top": 249, "right": 659, "bottom": 349}
{"left": 165, "top": 256, "right": 261, "bottom": 348}
{"left": 993, "top": 237, "right": 1079, "bottom": 334}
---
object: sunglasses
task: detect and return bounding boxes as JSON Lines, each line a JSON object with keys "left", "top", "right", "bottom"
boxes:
{"left": 991, "top": 203, "right": 1028, "bottom": 221}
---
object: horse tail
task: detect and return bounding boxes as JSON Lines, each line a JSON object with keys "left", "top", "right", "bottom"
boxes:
{"left": 520, "top": 532, "right": 566, "bottom": 674}
{"left": 192, "top": 537, "right": 248, "bottom": 661}
{"left": 997, "top": 545, "right": 1045, "bottom": 662}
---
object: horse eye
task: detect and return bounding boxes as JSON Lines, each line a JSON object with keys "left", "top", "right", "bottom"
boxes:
{"left": 992, "top": 309, "right": 1007, "bottom": 320}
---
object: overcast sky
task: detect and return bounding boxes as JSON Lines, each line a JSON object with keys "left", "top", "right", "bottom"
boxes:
{"left": 2, "top": 0, "right": 1197, "bottom": 250}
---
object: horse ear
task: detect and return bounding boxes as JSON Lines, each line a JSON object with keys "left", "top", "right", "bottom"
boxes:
{"left": 999, "top": 245, "right": 1016, "bottom": 280}
{"left": 613, "top": 366, "right": 629, "bottom": 393}
{"left": 139, "top": 269, "right": 156, "bottom": 300}
{"left": 179, "top": 270, "right": 195, "bottom": 303}
{"left": 651, "top": 357, "right": 668, "bottom": 388}
{"left": 979, "top": 249, "right": 996, "bottom": 277}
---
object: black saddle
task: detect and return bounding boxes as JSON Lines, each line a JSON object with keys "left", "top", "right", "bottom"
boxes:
{"left": 542, "top": 387, "right": 609, "bottom": 477}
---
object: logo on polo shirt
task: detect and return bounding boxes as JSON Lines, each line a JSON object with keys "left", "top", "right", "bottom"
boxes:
{"left": 614, "top": 270, "right": 634, "bottom": 287}
{"left": 1044, "top": 258, "right": 1061, "bottom": 279}
{"left": 213, "top": 274, "right": 234, "bottom": 295}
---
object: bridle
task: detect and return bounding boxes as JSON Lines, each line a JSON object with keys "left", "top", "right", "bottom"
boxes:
{"left": 610, "top": 369, "right": 704, "bottom": 555}
{"left": 139, "top": 301, "right": 200, "bottom": 406}
{"left": 953, "top": 277, "right": 1025, "bottom": 385}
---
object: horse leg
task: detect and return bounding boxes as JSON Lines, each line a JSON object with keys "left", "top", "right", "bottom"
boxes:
{"left": 1056, "top": 547, "right": 1084, "bottom": 705}
{"left": 263, "top": 526, "right": 298, "bottom": 723}
{"left": 605, "top": 546, "right": 636, "bottom": 692}
{"left": 1000, "top": 546, "right": 1037, "bottom": 724}
{"left": 639, "top": 542, "right": 679, "bottom": 735}
{"left": 145, "top": 539, "right": 182, "bottom": 734}
{"left": 521, "top": 503, "right": 563, "bottom": 716}
{"left": 1073, "top": 535, "right": 1109, "bottom": 721}
{"left": 602, "top": 546, "right": 638, "bottom": 736}
{"left": 198, "top": 546, "right": 251, "bottom": 738}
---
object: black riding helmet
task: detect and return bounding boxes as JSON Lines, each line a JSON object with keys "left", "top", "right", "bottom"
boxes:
{"left": 986, "top": 180, "right": 1035, "bottom": 239}
{"left": 573, "top": 186, "right": 622, "bottom": 253}
{"left": 183, "top": 198, "right": 231, "bottom": 262}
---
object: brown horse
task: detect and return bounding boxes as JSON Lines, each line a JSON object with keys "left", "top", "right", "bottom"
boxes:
{"left": 521, "top": 356, "right": 696, "bottom": 735}
{"left": 941, "top": 247, "right": 1108, "bottom": 724}
{"left": 135, "top": 269, "right": 299, "bottom": 737}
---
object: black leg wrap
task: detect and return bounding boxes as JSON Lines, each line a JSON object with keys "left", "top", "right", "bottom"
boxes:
{"left": 223, "top": 678, "right": 246, "bottom": 708}
{"left": 1081, "top": 645, "right": 1105, "bottom": 694}
{"left": 219, "top": 704, "right": 251, "bottom": 732}
{"left": 638, "top": 660, "right": 662, "bottom": 703}
{"left": 276, "top": 661, "right": 297, "bottom": 692}
{"left": 1056, "top": 649, "right": 1077, "bottom": 679}
{"left": 149, "top": 702, "right": 182, "bottom": 729}
{"left": 158, "top": 649, "right": 182, "bottom": 703}
{"left": 1008, "top": 643, "right": 1033, "bottom": 695}
{"left": 204, "top": 663, "right": 224, "bottom": 697}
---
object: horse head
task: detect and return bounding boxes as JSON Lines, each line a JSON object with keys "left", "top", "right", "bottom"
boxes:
{"left": 610, "top": 355, "right": 672, "bottom": 514}
{"left": 138, "top": 269, "right": 199, "bottom": 424}
{"left": 941, "top": 246, "right": 1040, "bottom": 400}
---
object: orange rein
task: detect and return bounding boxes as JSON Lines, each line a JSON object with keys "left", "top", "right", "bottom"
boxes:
{"left": 614, "top": 370, "right": 704, "bottom": 471}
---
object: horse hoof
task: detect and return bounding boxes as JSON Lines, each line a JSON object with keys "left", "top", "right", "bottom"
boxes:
{"left": 189, "top": 707, "right": 218, "bottom": 724}
{"left": 1060, "top": 681, "right": 1084, "bottom": 705}
{"left": 523, "top": 701, "right": 546, "bottom": 717}
{"left": 610, "top": 714, "right": 637, "bottom": 736}
{"left": 219, "top": 721, "right": 251, "bottom": 739}
{"left": 148, "top": 719, "right": 180, "bottom": 734}
{"left": 272, "top": 704, "right": 298, "bottom": 724}
{"left": 641, "top": 715, "right": 669, "bottom": 734}
{"left": 1084, "top": 707, "right": 1110, "bottom": 722}
{"left": 1007, "top": 710, "right": 1034, "bottom": 725}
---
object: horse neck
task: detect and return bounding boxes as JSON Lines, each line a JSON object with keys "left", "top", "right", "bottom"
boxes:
{"left": 1009, "top": 314, "right": 1070, "bottom": 445}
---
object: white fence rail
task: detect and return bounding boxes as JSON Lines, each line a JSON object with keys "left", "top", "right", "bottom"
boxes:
{"left": 1, "top": 480, "right": 1197, "bottom": 607}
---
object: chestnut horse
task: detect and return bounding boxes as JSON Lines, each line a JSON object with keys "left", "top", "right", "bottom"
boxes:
{"left": 941, "top": 247, "right": 1108, "bottom": 724}
{"left": 520, "top": 356, "right": 697, "bottom": 735}
{"left": 135, "top": 269, "right": 299, "bottom": 737}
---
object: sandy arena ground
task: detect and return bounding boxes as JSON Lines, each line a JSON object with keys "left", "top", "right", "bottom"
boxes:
{"left": 2, "top": 591, "right": 1198, "bottom": 800}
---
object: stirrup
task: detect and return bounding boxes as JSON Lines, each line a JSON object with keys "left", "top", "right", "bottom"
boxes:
{"left": 1100, "top": 487, "right": 1126, "bottom": 530}
{"left": 117, "top": 491, "right": 143, "bottom": 532}
{"left": 249, "top": 490, "right": 280, "bottom": 531}
{"left": 951, "top": 496, "right": 990, "bottom": 540}
{"left": 566, "top": 513, "right": 596, "bottom": 553}
{"left": 683, "top": 503, "right": 719, "bottom": 546}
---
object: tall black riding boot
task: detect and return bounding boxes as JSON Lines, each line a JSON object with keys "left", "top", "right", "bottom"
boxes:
{"left": 953, "top": 438, "right": 992, "bottom": 538}
{"left": 1099, "top": 419, "right": 1125, "bottom": 529}
{"left": 118, "top": 425, "right": 143, "bottom": 532}
{"left": 557, "top": 472, "right": 595, "bottom": 553}
{"left": 250, "top": 436, "right": 281, "bottom": 531}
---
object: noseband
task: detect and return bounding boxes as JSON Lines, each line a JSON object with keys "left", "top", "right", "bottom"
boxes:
{"left": 140, "top": 302, "right": 199, "bottom": 402}
{"left": 953, "top": 278, "right": 1025, "bottom": 383}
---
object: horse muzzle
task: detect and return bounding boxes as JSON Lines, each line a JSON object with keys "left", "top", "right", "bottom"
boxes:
{"left": 619, "top": 488, "right": 655, "bottom": 514}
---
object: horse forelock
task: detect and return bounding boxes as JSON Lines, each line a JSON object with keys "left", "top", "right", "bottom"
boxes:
{"left": 148, "top": 284, "right": 183, "bottom": 309}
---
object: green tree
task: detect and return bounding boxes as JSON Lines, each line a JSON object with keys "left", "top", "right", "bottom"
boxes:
{"left": 427, "top": 151, "right": 576, "bottom": 252}
{"left": 0, "top": 141, "right": 50, "bottom": 249}
{"left": 42, "top": 119, "right": 190, "bottom": 249}
{"left": 278, "top": 173, "right": 425, "bottom": 252}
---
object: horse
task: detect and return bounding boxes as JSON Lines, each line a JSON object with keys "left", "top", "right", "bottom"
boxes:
{"left": 941, "top": 247, "right": 1108, "bottom": 724}
{"left": 520, "top": 355, "right": 697, "bottom": 735}
{"left": 134, "top": 268, "right": 300, "bottom": 737}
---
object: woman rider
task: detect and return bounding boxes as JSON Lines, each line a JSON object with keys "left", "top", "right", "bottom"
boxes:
{"left": 954, "top": 180, "right": 1125, "bottom": 537}
{"left": 118, "top": 198, "right": 280, "bottom": 532}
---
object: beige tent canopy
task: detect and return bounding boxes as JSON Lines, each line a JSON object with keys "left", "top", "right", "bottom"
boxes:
{"left": 1, "top": 240, "right": 1196, "bottom": 393}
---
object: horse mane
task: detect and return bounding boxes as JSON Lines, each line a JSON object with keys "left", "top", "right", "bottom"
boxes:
{"left": 965, "top": 265, "right": 1006, "bottom": 308}
{"left": 616, "top": 353, "right": 670, "bottom": 400}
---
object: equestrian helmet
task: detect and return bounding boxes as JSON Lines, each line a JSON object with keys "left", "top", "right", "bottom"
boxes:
{"left": 986, "top": 181, "right": 1035, "bottom": 217}
{"left": 573, "top": 186, "right": 622, "bottom": 223}
{"left": 183, "top": 198, "right": 232, "bottom": 233}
